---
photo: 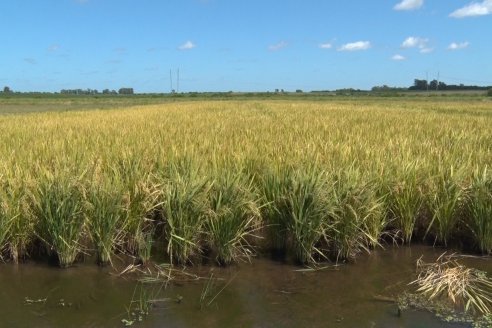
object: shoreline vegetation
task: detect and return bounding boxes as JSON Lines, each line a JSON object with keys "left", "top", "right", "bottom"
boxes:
{"left": 0, "top": 97, "right": 491, "bottom": 268}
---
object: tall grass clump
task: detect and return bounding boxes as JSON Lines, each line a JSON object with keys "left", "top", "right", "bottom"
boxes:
{"left": 32, "top": 174, "right": 86, "bottom": 267}
{"left": 388, "top": 163, "right": 424, "bottom": 244}
{"left": 0, "top": 177, "right": 33, "bottom": 262}
{"left": 284, "top": 169, "right": 332, "bottom": 264}
{"left": 122, "top": 179, "right": 159, "bottom": 264}
{"left": 0, "top": 180, "right": 13, "bottom": 260}
{"left": 84, "top": 178, "right": 126, "bottom": 266}
{"left": 328, "top": 170, "right": 386, "bottom": 261}
{"left": 158, "top": 163, "right": 209, "bottom": 264}
{"left": 260, "top": 167, "right": 292, "bottom": 252}
{"left": 205, "top": 171, "right": 261, "bottom": 265}
{"left": 114, "top": 156, "right": 160, "bottom": 264}
{"left": 466, "top": 168, "right": 492, "bottom": 254}
{"left": 425, "top": 168, "right": 464, "bottom": 246}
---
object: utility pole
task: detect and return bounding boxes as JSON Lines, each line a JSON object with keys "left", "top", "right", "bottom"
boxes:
{"left": 436, "top": 71, "right": 440, "bottom": 91}
{"left": 177, "top": 69, "right": 180, "bottom": 93}
{"left": 170, "top": 69, "right": 173, "bottom": 93}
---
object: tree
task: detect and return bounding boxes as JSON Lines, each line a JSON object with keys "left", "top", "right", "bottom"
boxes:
{"left": 3, "top": 86, "right": 11, "bottom": 93}
{"left": 118, "top": 88, "right": 134, "bottom": 95}
{"left": 410, "top": 79, "right": 428, "bottom": 91}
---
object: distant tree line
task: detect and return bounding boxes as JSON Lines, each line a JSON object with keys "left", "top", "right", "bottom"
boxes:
{"left": 60, "top": 88, "right": 134, "bottom": 95}
{"left": 371, "top": 80, "right": 492, "bottom": 92}
{"left": 408, "top": 79, "right": 491, "bottom": 91}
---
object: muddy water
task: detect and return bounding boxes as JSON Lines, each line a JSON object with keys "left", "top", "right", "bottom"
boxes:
{"left": 1, "top": 246, "right": 486, "bottom": 327}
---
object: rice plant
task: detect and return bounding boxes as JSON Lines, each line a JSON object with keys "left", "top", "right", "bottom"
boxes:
{"left": 158, "top": 164, "right": 209, "bottom": 264}
{"left": 328, "top": 170, "right": 385, "bottom": 261}
{"left": 0, "top": 178, "right": 33, "bottom": 262}
{"left": 205, "top": 172, "right": 261, "bottom": 265}
{"left": 388, "top": 163, "right": 424, "bottom": 243}
{"left": 118, "top": 170, "right": 160, "bottom": 264}
{"left": 259, "top": 167, "right": 292, "bottom": 252}
{"left": 32, "top": 174, "right": 86, "bottom": 267}
{"left": 284, "top": 169, "right": 332, "bottom": 264}
{"left": 0, "top": 182, "right": 12, "bottom": 260}
{"left": 0, "top": 98, "right": 491, "bottom": 266}
{"left": 466, "top": 168, "right": 492, "bottom": 254}
{"left": 425, "top": 168, "right": 464, "bottom": 246}
{"left": 84, "top": 179, "right": 126, "bottom": 266}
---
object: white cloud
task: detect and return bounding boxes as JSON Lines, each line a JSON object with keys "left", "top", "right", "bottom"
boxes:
{"left": 337, "top": 41, "right": 371, "bottom": 51}
{"left": 391, "top": 54, "right": 406, "bottom": 61}
{"left": 268, "top": 41, "right": 288, "bottom": 51}
{"left": 448, "top": 41, "right": 470, "bottom": 50}
{"left": 419, "top": 47, "right": 433, "bottom": 54}
{"left": 401, "top": 36, "right": 429, "bottom": 49}
{"left": 319, "top": 43, "right": 332, "bottom": 49}
{"left": 48, "top": 44, "right": 60, "bottom": 52}
{"left": 178, "top": 41, "right": 196, "bottom": 50}
{"left": 394, "top": 0, "right": 424, "bottom": 11}
{"left": 450, "top": 0, "right": 492, "bottom": 18}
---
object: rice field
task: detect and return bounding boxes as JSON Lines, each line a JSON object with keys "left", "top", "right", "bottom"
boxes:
{"left": 0, "top": 98, "right": 491, "bottom": 267}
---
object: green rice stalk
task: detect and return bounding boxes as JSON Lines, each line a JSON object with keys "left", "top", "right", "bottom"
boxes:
{"left": 0, "top": 177, "right": 34, "bottom": 262}
{"left": 328, "top": 170, "right": 384, "bottom": 261}
{"left": 260, "top": 167, "right": 292, "bottom": 252}
{"left": 466, "top": 167, "right": 492, "bottom": 254}
{"left": 32, "top": 174, "right": 86, "bottom": 267}
{"left": 159, "top": 166, "right": 209, "bottom": 264}
{"left": 285, "top": 169, "right": 331, "bottom": 264}
{"left": 84, "top": 179, "right": 126, "bottom": 266}
{"left": 388, "top": 163, "right": 424, "bottom": 243}
{"left": 425, "top": 167, "right": 464, "bottom": 246}
{"left": 205, "top": 172, "right": 261, "bottom": 265}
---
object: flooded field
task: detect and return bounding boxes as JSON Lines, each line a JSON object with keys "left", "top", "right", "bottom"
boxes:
{"left": 1, "top": 245, "right": 486, "bottom": 327}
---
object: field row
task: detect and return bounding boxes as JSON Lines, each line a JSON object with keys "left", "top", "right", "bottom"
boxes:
{"left": 0, "top": 100, "right": 491, "bottom": 267}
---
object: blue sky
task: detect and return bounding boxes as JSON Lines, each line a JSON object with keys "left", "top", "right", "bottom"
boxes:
{"left": 1, "top": 0, "right": 491, "bottom": 92}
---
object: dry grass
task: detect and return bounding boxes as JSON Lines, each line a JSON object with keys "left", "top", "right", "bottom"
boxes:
{"left": 412, "top": 254, "right": 492, "bottom": 315}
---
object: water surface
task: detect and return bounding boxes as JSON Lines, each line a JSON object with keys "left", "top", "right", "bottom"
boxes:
{"left": 1, "top": 246, "right": 486, "bottom": 327}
